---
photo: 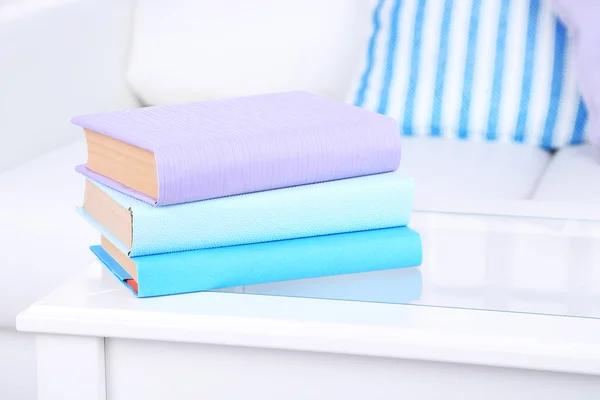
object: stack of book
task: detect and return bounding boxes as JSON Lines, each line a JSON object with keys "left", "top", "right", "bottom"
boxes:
{"left": 73, "top": 91, "right": 422, "bottom": 297}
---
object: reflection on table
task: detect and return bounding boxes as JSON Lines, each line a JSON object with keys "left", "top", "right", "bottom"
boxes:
{"left": 220, "top": 266, "right": 422, "bottom": 305}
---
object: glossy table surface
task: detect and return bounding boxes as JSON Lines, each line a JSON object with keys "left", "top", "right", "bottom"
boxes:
{"left": 230, "top": 209, "right": 600, "bottom": 320}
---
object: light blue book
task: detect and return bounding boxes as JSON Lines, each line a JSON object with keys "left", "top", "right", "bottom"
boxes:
{"left": 92, "top": 226, "right": 423, "bottom": 298}
{"left": 79, "top": 172, "right": 414, "bottom": 256}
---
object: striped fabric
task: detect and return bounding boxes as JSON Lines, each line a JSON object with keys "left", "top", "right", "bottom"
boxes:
{"left": 349, "top": 0, "right": 588, "bottom": 149}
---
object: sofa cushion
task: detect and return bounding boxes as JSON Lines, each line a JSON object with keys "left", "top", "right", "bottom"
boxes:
{"left": 127, "top": 0, "right": 370, "bottom": 105}
{"left": 398, "top": 137, "right": 552, "bottom": 206}
{"left": 347, "top": 0, "right": 587, "bottom": 149}
{"left": 0, "top": 140, "right": 96, "bottom": 328}
{"left": 532, "top": 144, "right": 600, "bottom": 203}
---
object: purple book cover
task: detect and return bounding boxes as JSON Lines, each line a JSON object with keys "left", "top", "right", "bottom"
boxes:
{"left": 73, "top": 91, "right": 401, "bottom": 206}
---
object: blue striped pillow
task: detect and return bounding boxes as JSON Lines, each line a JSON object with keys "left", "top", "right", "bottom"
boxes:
{"left": 348, "top": 0, "right": 588, "bottom": 149}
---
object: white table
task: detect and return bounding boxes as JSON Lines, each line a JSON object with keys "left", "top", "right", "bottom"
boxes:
{"left": 17, "top": 210, "right": 600, "bottom": 400}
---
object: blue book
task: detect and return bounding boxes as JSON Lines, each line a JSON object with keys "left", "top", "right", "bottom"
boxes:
{"left": 92, "top": 226, "right": 423, "bottom": 298}
{"left": 79, "top": 172, "right": 414, "bottom": 256}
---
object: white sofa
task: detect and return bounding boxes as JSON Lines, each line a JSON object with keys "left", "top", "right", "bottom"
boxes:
{"left": 1, "top": 1, "right": 600, "bottom": 398}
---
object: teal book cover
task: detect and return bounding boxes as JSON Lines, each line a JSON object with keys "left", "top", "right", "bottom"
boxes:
{"left": 92, "top": 226, "right": 423, "bottom": 298}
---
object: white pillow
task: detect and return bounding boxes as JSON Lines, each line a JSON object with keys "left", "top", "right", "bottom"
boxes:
{"left": 128, "top": 0, "right": 370, "bottom": 105}
{"left": 0, "top": 0, "right": 137, "bottom": 171}
{"left": 347, "top": 0, "right": 588, "bottom": 149}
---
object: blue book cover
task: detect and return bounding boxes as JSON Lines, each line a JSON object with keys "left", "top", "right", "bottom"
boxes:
{"left": 79, "top": 172, "right": 414, "bottom": 256}
{"left": 92, "top": 226, "right": 423, "bottom": 298}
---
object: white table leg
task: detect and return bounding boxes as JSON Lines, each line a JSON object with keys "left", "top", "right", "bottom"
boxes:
{"left": 36, "top": 334, "right": 106, "bottom": 400}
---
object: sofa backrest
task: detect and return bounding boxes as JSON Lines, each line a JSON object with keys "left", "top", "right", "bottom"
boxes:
{"left": 127, "top": 0, "right": 371, "bottom": 105}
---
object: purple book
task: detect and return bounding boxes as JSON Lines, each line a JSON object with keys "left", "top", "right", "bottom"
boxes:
{"left": 73, "top": 91, "right": 401, "bottom": 206}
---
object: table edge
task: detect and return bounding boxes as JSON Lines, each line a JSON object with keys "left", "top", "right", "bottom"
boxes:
{"left": 17, "top": 295, "right": 600, "bottom": 377}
